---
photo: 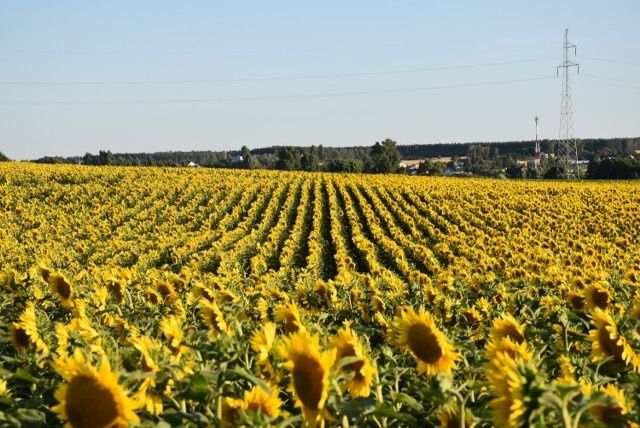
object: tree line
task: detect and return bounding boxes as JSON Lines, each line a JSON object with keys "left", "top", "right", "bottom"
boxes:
{"left": 28, "top": 137, "right": 640, "bottom": 179}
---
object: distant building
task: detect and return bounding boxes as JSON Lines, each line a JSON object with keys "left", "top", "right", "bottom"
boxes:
{"left": 398, "top": 159, "right": 423, "bottom": 174}
{"left": 187, "top": 161, "right": 200, "bottom": 168}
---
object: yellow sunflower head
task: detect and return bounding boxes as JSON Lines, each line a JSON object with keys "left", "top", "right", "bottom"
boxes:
{"left": 487, "top": 351, "right": 539, "bottom": 428}
{"left": 590, "top": 384, "right": 632, "bottom": 426}
{"left": 391, "top": 307, "right": 458, "bottom": 376}
{"left": 159, "top": 316, "right": 187, "bottom": 359}
{"left": 556, "top": 354, "right": 576, "bottom": 385}
{"left": 51, "top": 350, "right": 140, "bottom": 428}
{"left": 589, "top": 308, "right": 640, "bottom": 372}
{"left": 10, "top": 302, "right": 49, "bottom": 354}
{"left": 328, "top": 323, "right": 376, "bottom": 398}
{"left": 490, "top": 314, "right": 526, "bottom": 344}
{"left": 437, "top": 401, "right": 475, "bottom": 428}
{"left": 129, "top": 335, "right": 160, "bottom": 373}
{"left": 156, "top": 282, "right": 176, "bottom": 303}
{"left": 274, "top": 302, "right": 304, "bottom": 334}
{"left": 585, "top": 282, "right": 612, "bottom": 311}
{"left": 199, "top": 299, "right": 230, "bottom": 337}
{"left": 279, "top": 330, "right": 336, "bottom": 425}
{"left": 9, "top": 323, "right": 31, "bottom": 351}
{"left": 485, "top": 336, "right": 532, "bottom": 363}
{"left": 242, "top": 385, "right": 282, "bottom": 419}
{"left": 250, "top": 322, "right": 277, "bottom": 364}
{"left": 47, "top": 273, "right": 74, "bottom": 307}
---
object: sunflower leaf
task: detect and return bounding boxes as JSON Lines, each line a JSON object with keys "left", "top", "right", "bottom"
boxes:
{"left": 231, "top": 367, "right": 271, "bottom": 393}
{"left": 373, "top": 403, "right": 417, "bottom": 426}
{"left": 390, "top": 391, "right": 424, "bottom": 412}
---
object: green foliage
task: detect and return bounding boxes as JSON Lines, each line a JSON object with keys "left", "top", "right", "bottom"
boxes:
{"left": 327, "top": 158, "right": 363, "bottom": 173}
{"left": 0, "top": 152, "right": 9, "bottom": 162}
{"left": 367, "top": 139, "right": 401, "bottom": 173}
{"left": 587, "top": 157, "right": 640, "bottom": 179}
{"left": 417, "top": 159, "right": 445, "bottom": 176}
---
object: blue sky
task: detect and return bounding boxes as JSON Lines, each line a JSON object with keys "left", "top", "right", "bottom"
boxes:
{"left": 1, "top": 1, "right": 638, "bottom": 160}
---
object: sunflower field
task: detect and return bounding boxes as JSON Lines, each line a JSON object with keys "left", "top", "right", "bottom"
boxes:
{"left": 1, "top": 162, "right": 640, "bottom": 427}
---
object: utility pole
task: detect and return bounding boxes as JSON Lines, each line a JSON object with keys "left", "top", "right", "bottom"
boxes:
{"left": 557, "top": 29, "right": 580, "bottom": 179}
{"left": 534, "top": 116, "right": 541, "bottom": 167}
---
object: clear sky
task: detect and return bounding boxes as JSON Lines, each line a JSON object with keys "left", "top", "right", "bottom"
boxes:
{"left": 1, "top": 1, "right": 638, "bottom": 160}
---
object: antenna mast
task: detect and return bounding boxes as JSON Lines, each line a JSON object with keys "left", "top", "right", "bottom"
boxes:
{"left": 557, "top": 29, "right": 580, "bottom": 179}
{"left": 534, "top": 116, "right": 540, "bottom": 166}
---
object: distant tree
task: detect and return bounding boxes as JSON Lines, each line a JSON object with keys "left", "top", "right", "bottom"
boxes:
{"left": 543, "top": 164, "right": 562, "bottom": 179}
{"left": 240, "top": 145, "right": 261, "bottom": 169}
{"left": 505, "top": 163, "right": 525, "bottom": 179}
{"left": 82, "top": 152, "right": 98, "bottom": 165}
{"left": 300, "top": 151, "right": 319, "bottom": 171}
{"left": 98, "top": 150, "right": 114, "bottom": 166}
{"left": 587, "top": 157, "right": 640, "bottom": 179}
{"left": 417, "top": 159, "right": 444, "bottom": 176}
{"left": 0, "top": 151, "right": 10, "bottom": 162}
{"left": 367, "top": 139, "right": 401, "bottom": 173}
{"left": 276, "top": 147, "right": 302, "bottom": 171}
{"left": 525, "top": 167, "right": 541, "bottom": 179}
{"left": 327, "top": 158, "right": 363, "bottom": 173}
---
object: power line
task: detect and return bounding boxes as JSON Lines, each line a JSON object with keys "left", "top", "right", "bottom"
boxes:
{"left": 582, "top": 77, "right": 640, "bottom": 91}
{"left": 581, "top": 74, "right": 640, "bottom": 85}
{"left": 581, "top": 55, "right": 640, "bottom": 67}
{"left": 0, "top": 57, "right": 555, "bottom": 86}
{"left": 0, "top": 75, "right": 555, "bottom": 106}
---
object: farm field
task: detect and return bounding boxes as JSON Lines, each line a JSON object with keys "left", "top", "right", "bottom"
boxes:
{"left": 1, "top": 162, "right": 640, "bottom": 427}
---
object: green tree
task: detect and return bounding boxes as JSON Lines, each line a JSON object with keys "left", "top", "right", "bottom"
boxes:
{"left": 327, "top": 158, "right": 363, "bottom": 173}
{"left": 417, "top": 159, "right": 445, "bottom": 176}
{"left": 276, "top": 147, "right": 302, "bottom": 171}
{"left": 240, "top": 146, "right": 261, "bottom": 169}
{"left": 367, "top": 139, "right": 401, "bottom": 173}
{"left": 505, "top": 163, "right": 525, "bottom": 179}
{"left": 0, "top": 151, "right": 10, "bottom": 162}
{"left": 98, "top": 150, "right": 114, "bottom": 166}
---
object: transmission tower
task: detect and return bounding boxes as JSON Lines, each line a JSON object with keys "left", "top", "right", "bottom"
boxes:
{"left": 534, "top": 116, "right": 541, "bottom": 167}
{"left": 557, "top": 29, "right": 580, "bottom": 179}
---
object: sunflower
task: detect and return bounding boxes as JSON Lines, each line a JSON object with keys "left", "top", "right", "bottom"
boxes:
{"left": 131, "top": 377, "right": 163, "bottom": 416}
{"left": 485, "top": 336, "right": 532, "bottom": 363}
{"left": 51, "top": 350, "right": 140, "bottom": 428}
{"left": 156, "top": 282, "right": 176, "bottom": 303}
{"left": 10, "top": 302, "right": 49, "bottom": 354}
{"left": 490, "top": 314, "right": 526, "bottom": 344}
{"left": 590, "top": 384, "right": 634, "bottom": 427}
{"left": 0, "top": 378, "right": 8, "bottom": 397}
{"left": 391, "top": 307, "right": 458, "bottom": 376}
{"left": 556, "top": 355, "right": 576, "bottom": 385}
{"left": 250, "top": 322, "right": 277, "bottom": 364}
{"left": 55, "top": 323, "right": 70, "bottom": 357}
{"left": 279, "top": 330, "right": 336, "bottom": 426}
{"left": 589, "top": 308, "right": 640, "bottom": 372}
{"left": 585, "top": 282, "right": 612, "bottom": 311}
{"left": 274, "top": 302, "right": 304, "bottom": 334}
{"left": 242, "top": 385, "right": 282, "bottom": 418}
{"left": 9, "top": 324, "right": 31, "bottom": 351}
{"left": 159, "top": 316, "right": 188, "bottom": 361}
{"left": 145, "top": 287, "right": 161, "bottom": 305}
{"left": 222, "top": 385, "right": 282, "bottom": 425}
{"left": 328, "top": 323, "right": 376, "bottom": 397}
{"left": 487, "top": 351, "right": 539, "bottom": 428}
{"left": 129, "top": 335, "right": 160, "bottom": 373}
{"left": 437, "top": 401, "right": 474, "bottom": 428}
{"left": 47, "top": 273, "right": 74, "bottom": 307}
{"left": 199, "top": 299, "right": 229, "bottom": 337}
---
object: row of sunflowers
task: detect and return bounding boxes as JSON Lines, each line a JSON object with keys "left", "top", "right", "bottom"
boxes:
{"left": 1, "top": 162, "right": 640, "bottom": 427}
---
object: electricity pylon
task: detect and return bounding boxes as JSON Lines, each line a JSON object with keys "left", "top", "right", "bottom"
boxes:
{"left": 557, "top": 29, "right": 580, "bottom": 179}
